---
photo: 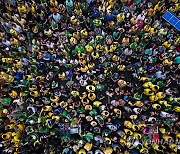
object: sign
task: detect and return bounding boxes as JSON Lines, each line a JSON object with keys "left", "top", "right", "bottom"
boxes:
{"left": 163, "top": 11, "right": 180, "bottom": 31}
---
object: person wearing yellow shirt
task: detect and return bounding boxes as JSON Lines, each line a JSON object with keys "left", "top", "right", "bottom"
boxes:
{"left": 6, "top": 4, "right": 13, "bottom": 11}
{"left": 112, "top": 55, "right": 120, "bottom": 62}
{"left": 58, "top": 72, "right": 66, "bottom": 79}
{"left": 122, "top": 37, "right": 129, "bottom": 46}
{"left": 10, "top": 38, "right": 20, "bottom": 46}
{"left": 86, "top": 85, "right": 95, "bottom": 93}
{"left": 74, "top": 8, "right": 82, "bottom": 15}
{"left": 10, "top": 29, "right": 18, "bottom": 37}
{"left": 175, "top": 37, "right": 180, "bottom": 46}
{"left": 172, "top": 0, "right": 178, "bottom": 3}
{"left": 163, "top": 59, "right": 173, "bottom": 66}
{"left": 70, "top": 16, "right": 78, "bottom": 25}
{"left": 144, "top": 25, "right": 151, "bottom": 32}
{"left": 88, "top": 62, "right": 95, "bottom": 70}
{"left": 154, "top": 2, "right": 164, "bottom": 13}
{"left": 109, "top": 21, "right": 115, "bottom": 29}
{"left": 154, "top": 3, "right": 161, "bottom": 12}
{"left": 91, "top": 52, "right": 99, "bottom": 59}
{"left": 147, "top": 8, "right": 154, "bottom": 16}
{"left": 163, "top": 41, "right": 171, "bottom": 48}
{"left": 169, "top": 5, "right": 176, "bottom": 12}
{"left": 31, "top": 5, "right": 36, "bottom": 13}
{"left": 150, "top": 27, "right": 156, "bottom": 35}
{"left": 130, "top": 16, "right": 138, "bottom": 25}
{"left": 73, "top": 32, "right": 80, "bottom": 39}
{"left": 85, "top": 44, "right": 93, "bottom": 52}
{"left": 169, "top": 4, "right": 180, "bottom": 12}
{"left": 144, "top": 89, "right": 154, "bottom": 96}
{"left": 9, "top": 90, "right": 18, "bottom": 98}
{"left": 79, "top": 59, "right": 86, "bottom": 66}
{"left": 71, "top": 91, "right": 79, "bottom": 97}
{"left": 117, "top": 65, "right": 125, "bottom": 71}
{"left": 16, "top": 17, "right": 26, "bottom": 28}
{"left": 81, "top": 65, "right": 88, "bottom": 73}
{"left": 88, "top": 93, "right": 96, "bottom": 101}
{"left": 50, "top": 0, "right": 58, "bottom": 7}
{"left": 30, "top": 91, "right": 39, "bottom": 97}
{"left": 156, "top": 92, "right": 165, "bottom": 100}
{"left": 175, "top": 3, "right": 180, "bottom": 11}
{"left": 117, "top": 13, "right": 125, "bottom": 22}
{"left": 37, "top": 10, "right": 45, "bottom": 17}
{"left": 107, "top": 0, "right": 117, "bottom": 8}
{"left": 17, "top": 4, "right": 27, "bottom": 14}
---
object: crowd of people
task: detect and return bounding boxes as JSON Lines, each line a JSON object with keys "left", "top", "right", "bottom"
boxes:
{"left": 0, "top": 0, "right": 180, "bottom": 153}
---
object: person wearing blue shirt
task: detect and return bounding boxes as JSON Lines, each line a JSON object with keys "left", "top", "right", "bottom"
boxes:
{"left": 105, "top": 12, "right": 114, "bottom": 22}
{"left": 66, "top": 0, "right": 73, "bottom": 8}
{"left": 52, "top": 13, "right": 61, "bottom": 23}
{"left": 92, "top": 10, "right": 99, "bottom": 19}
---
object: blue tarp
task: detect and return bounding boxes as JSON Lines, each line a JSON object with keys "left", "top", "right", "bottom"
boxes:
{"left": 163, "top": 11, "right": 180, "bottom": 31}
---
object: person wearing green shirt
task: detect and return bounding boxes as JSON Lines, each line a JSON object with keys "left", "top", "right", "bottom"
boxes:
{"left": 157, "top": 81, "right": 166, "bottom": 88}
{"left": 174, "top": 56, "right": 180, "bottom": 64}
{"left": 95, "top": 84, "right": 105, "bottom": 91}
{"left": 81, "top": 2, "right": 89, "bottom": 15}
{"left": 2, "top": 98, "right": 11, "bottom": 106}
{"left": 51, "top": 22, "right": 58, "bottom": 30}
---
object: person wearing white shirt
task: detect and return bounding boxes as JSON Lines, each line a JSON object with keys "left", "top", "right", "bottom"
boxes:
{"left": 86, "top": 0, "right": 94, "bottom": 3}
{"left": 13, "top": 24, "right": 22, "bottom": 33}
{"left": 160, "top": 111, "right": 171, "bottom": 118}
{"left": 2, "top": 39, "right": 11, "bottom": 46}
{"left": 79, "top": 79, "right": 88, "bottom": 87}
{"left": 124, "top": 48, "right": 133, "bottom": 56}
{"left": 137, "top": 14, "right": 145, "bottom": 21}
{"left": 70, "top": 59, "right": 78, "bottom": 66}
{"left": 59, "top": 58, "right": 66, "bottom": 65}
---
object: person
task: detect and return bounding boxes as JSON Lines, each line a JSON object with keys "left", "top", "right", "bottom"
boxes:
{"left": 52, "top": 12, "right": 61, "bottom": 23}
{"left": 0, "top": 0, "right": 179, "bottom": 153}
